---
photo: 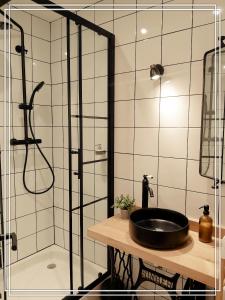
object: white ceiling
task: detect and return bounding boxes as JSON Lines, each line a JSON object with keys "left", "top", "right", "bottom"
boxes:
{"left": 6, "top": 0, "right": 98, "bottom": 22}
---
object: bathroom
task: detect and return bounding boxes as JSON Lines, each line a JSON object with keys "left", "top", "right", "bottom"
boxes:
{"left": 0, "top": 0, "right": 224, "bottom": 299}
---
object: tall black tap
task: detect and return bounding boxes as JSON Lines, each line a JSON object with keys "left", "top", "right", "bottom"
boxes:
{"left": 142, "top": 175, "right": 154, "bottom": 208}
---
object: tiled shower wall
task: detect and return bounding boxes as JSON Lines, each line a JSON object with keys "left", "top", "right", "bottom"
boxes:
{"left": 0, "top": 10, "right": 54, "bottom": 262}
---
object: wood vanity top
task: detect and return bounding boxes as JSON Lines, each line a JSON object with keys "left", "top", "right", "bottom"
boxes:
{"left": 87, "top": 215, "right": 216, "bottom": 288}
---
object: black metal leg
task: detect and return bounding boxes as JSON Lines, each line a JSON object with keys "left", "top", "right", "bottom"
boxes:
{"left": 132, "top": 259, "right": 181, "bottom": 299}
{"left": 108, "top": 251, "right": 181, "bottom": 299}
{"left": 113, "top": 249, "right": 134, "bottom": 290}
{"left": 178, "top": 278, "right": 206, "bottom": 299}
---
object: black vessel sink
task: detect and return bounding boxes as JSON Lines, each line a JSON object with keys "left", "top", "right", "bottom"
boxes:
{"left": 129, "top": 208, "right": 189, "bottom": 250}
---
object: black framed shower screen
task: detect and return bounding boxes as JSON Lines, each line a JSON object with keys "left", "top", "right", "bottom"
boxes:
{"left": 2, "top": 0, "right": 115, "bottom": 297}
{"left": 65, "top": 15, "right": 115, "bottom": 295}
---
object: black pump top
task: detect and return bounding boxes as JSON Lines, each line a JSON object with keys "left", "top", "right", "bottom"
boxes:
{"left": 199, "top": 205, "right": 210, "bottom": 215}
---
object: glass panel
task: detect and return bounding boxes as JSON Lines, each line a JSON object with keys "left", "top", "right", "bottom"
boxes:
{"left": 71, "top": 207, "right": 81, "bottom": 290}
{"left": 79, "top": 26, "right": 108, "bottom": 288}
{"left": 0, "top": 150, "right": 4, "bottom": 300}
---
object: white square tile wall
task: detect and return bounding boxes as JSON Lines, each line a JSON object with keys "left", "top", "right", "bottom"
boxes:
{"left": 1, "top": 9, "right": 54, "bottom": 263}
{"left": 109, "top": 1, "right": 224, "bottom": 226}
{"left": 1, "top": 1, "right": 225, "bottom": 288}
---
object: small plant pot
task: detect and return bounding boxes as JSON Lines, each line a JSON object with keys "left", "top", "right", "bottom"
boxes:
{"left": 120, "top": 209, "right": 129, "bottom": 219}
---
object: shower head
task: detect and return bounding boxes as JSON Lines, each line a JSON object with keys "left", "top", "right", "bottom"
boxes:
{"left": 29, "top": 81, "right": 45, "bottom": 107}
{"left": 34, "top": 81, "right": 45, "bottom": 93}
{"left": 0, "top": 21, "right": 13, "bottom": 30}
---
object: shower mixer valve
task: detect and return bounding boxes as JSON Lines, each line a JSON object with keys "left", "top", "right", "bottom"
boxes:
{"left": 11, "top": 81, "right": 45, "bottom": 146}
{"left": 10, "top": 138, "right": 42, "bottom": 146}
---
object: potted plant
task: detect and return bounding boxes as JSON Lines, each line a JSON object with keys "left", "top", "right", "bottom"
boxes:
{"left": 113, "top": 194, "right": 135, "bottom": 219}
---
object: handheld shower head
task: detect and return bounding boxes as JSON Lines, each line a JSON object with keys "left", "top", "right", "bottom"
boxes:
{"left": 34, "top": 81, "right": 45, "bottom": 93}
{"left": 29, "top": 81, "right": 45, "bottom": 107}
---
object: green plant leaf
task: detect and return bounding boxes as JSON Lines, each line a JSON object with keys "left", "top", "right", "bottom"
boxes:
{"left": 113, "top": 194, "right": 135, "bottom": 210}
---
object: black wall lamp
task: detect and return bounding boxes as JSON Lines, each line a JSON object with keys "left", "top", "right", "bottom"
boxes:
{"left": 150, "top": 64, "right": 164, "bottom": 80}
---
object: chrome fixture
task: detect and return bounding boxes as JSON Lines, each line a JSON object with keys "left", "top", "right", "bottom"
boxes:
{"left": 150, "top": 64, "right": 164, "bottom": 80}
{"left": 142, "top": 174, "right": 154, "bottom": 208}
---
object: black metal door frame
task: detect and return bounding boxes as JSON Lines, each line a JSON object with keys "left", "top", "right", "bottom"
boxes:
{"left": 66, "top": 18, "right": 115, "bottom": 293}
{"left": 0, "top": 151, "right": 6, "bottom": 300}
{"left": 1, "top": 0, "right": 115, "bottom": 297}
{"left": 77, "top": 23, "right": 84, "bottom": 289}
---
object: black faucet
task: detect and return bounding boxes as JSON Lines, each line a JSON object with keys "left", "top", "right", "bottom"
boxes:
{"left": 142, "top": 175, "right": 154, "bottom": 208}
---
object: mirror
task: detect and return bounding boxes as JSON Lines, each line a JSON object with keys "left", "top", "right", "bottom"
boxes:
{"left": 199, "top": 37, "right": 225, "bottom": 183}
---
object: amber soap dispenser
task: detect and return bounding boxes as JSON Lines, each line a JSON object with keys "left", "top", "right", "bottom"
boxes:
{"left": 199, "top": 205, "right": 213, "bottom": 243}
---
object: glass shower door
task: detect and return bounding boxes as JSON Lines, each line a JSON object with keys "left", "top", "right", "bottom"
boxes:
{"left": 0, "top": 150, "right": 5, "bottom": 300}
{"left": 66, "top": 10, "right": 115, "bottom": 295}
{"left": 80, "top": 25, "right": 108, "bottom": 288}
{"left": 68, "top": 21, "right": 110, "bottom": 292}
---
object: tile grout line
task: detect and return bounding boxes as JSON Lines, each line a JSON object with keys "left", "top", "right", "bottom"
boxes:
{"left": 185, "top": 0, "right": 195, "bottom": 216}
{"left": 133, "top": 1, "right": 137, "bottom": 208}
{"left": 31, "top": 14, "right": 38, "bottom": 256}
{"left": 50, "top": 19, "right": 56, "bottom": 247}
{"left": 59, "top": 17, "right": 66, "bottom": 250}
{"left": 154, "top": 2, "right": 164, "bottom": 294}
{"left": 156, "top": 1, "right": 164, "bottom": 209}
{"left": 93, "top": 7, "right": 96, "bottom": 268}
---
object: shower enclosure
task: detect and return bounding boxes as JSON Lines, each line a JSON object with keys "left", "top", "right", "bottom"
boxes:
{"left": 1, "top": 1, "right": 115, "bottom": 298}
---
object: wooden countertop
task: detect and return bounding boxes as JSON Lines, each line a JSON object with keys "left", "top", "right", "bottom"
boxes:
{"left": 87, "top": 215, "right": 216, "bottom": 288}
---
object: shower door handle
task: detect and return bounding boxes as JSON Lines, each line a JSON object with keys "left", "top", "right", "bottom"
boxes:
{"left": 73, "top": 149, "right": 81, "bottom": 179}
{"left": 0, "top": 232, "right": 17, "bottom": 251}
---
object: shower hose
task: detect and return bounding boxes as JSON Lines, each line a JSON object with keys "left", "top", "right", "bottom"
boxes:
{"left": 23, "top": 82, "right": 55, "bottom": 194}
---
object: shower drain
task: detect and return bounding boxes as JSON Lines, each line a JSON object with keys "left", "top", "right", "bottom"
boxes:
{"left": 47, "top": 263, "right": 56, "bottom": 269}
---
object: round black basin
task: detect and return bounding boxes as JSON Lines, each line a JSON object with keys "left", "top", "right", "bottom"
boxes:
{"left": 129, "top": 208, "right": 189, "bottom": 249}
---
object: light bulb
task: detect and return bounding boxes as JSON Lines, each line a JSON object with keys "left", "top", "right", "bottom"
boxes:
{"left": 140, "top": 28, "right": 147, "bottom": 35}
{"left": 151, "top": 74, "right": 160, "bottom": 80}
